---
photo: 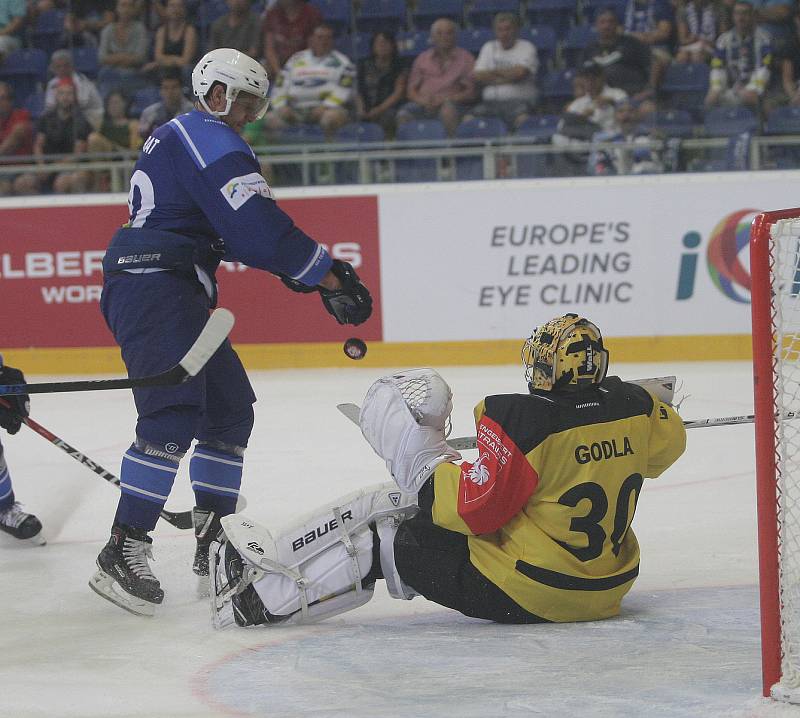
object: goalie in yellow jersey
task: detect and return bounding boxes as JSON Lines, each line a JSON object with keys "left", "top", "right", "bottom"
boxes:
{"left": 209, "top": 313, "right": 686, "bottom": 628}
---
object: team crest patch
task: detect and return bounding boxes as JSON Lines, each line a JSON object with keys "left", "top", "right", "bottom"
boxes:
{"left": 220, "top": 173, "right": 274, "bottom": 210}
{"left": 467, "top": 455, "right": 490, "bottom": 486}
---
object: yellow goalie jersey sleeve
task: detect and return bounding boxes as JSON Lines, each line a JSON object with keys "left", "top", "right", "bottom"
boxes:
{"left": 431, "top": 377, "right": 686, "bottom": 622}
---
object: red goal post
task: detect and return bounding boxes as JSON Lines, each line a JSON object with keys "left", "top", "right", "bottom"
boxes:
{"left": 751, "top": 208, "right": 800, "bottom": 702}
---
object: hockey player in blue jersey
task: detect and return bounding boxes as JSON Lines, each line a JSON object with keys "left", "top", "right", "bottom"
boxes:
{"left": 89, "top": 48, "right": 372, "bottom": 616}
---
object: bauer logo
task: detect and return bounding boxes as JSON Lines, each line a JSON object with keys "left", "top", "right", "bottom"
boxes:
{"left": 676, "top": 209, "right": 758, "bottom": 304}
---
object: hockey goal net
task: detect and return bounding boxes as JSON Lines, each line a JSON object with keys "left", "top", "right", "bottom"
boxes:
{"left": 752, "top": 208, "right": 800, "bottom": 702}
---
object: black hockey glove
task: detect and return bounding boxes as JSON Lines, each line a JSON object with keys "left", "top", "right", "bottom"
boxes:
{"left": 0, "top": 363, "right": 29, "bottom": 435}
{"left": 318, "top": 260, "right": 373, "bottom": 326}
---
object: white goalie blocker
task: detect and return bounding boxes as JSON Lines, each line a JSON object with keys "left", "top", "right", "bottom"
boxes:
{"left": 211, "top": 482, "right": 418, "bottom": 629}
{"left": 359, "top": 368, "right": 462, "bottom": 493}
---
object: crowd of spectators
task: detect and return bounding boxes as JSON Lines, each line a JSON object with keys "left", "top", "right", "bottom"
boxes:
{"left": 0, "top": 0, "right": 800, "bottom": 193}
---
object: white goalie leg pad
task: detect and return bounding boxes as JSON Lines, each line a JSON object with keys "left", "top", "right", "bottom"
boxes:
{"left": 359, "top": 368, "right": 462, "bottom": 493}
{"left": 220, "top": 482, "right": 418, "bottom": 625}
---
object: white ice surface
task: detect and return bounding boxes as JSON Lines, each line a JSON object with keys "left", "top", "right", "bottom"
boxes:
{"left": 1, "top": 361, "right": 799, "bottom": 718}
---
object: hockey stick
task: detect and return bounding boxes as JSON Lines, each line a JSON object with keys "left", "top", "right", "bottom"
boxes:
{"left": 336, "top": 403, "right": 793, "bottom": 452}
{"left": 0, "top": 397, "right": 193, "bottom": 530}
{"left": 0, "top": 307, "right": 235, "bottom": 396}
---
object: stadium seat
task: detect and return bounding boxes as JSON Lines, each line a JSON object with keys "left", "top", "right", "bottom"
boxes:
{"left": 459, "top": 27, "right": 493, "bottom": 55}
{"left": 660, "top": 62, "right": 710, "bottom": 115}
{"left": 525, "top": 0, "right": 576, "bottom": 37}
{"left": 413, "top": 0, "right": 464, "bottom": 30}
{"left": 334, "top": 122, "right": 386, "bottom": 183}
{"left": 541, "top": 68, "right": 576, "bottom": 103}
{"left": 71, "top": 46, "right": 99, "bottom": 78}
{"left": 395, "top": 119, "right": 446, "bottom": 182}
{"left": 703, "top": 106, "right": 759, "bottom": 137}
{"left": 23, "top": 90, "right": 46, "bottom": 120}
{"left": 514, "top": 114, "right": 559, "bottom": 177}
{"left": 309, "top": 0, "right": 352, "bottom": 34}
{"left": 765, "top": 106, "right": 800, "bottom": 135}
{"left": 397, "top": 30, "right": 429, "bottom": 58}
{"left": 561, "top": 24, "right": 597, "bottom": 68}
{"left": 130, "top": 86, "right": 161, "bottom": 116}
{"left": 637, "top": 109, "right": 695, "bottom": 139}
{"left": 28, "top": 9, "right": 66, "bottom": 55}
{"left": 454, "top": 116, "right": 508, "bottom": 180}
{"left": 521, "top": 25, "right": 557, "bottom": 71}
{"left": 197, "top": 0, "right": 228, "bottom": 29}
{"left": 581, "top": 0, "right": 626, "bottom": 24}
{"left": 336, "top": 32, "right": 371, "bottom": 62}
{"left": 0, "top": 49, "right": 48, "bottom": 103}
{"left": 356, "top": 0, "right": 407, "bottom": 34}
{"left": 467, "top": 0, "right": 520, "bottom": 28}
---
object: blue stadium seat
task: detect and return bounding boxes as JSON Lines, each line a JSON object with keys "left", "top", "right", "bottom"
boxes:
{"left": 454, "top": 116, "right": 508, "bottom": 180}
{"left": 23, "top": 90, "right": 46, "bottom": 120}
{"left": 458, "top": 27, "right": 493, "bottom": 54}
{"left": 197, "top": 0, "right": 228, "bottom": 29}
{"left": 514, "top": 114, "right": 559, "bottom": 177}
{"left": 660, "top": 62, "right": 710, "bottom": 115}
{"left": 581, "top": 0, "right": 626, "bottom": 24}
{"left": 637, "top": 109, "right": 694, "bottom": 138}
{"left": 336, "top": 32, "right": 371, "bottom": 61}
{"left": 521, "top": 25, "right": 557, "bottom": 70}
{"left": 395, "top": 119, "right": 446, "bottom": 182}
{"left": 467, "top": 0, "right": 520, "bottom": 28}
{"left": 397, "top": 30, "right": 429, "bottom": 58}
{"left": 413, "top": 0, "right": 464, "bottom": 30}
{"left": 765, "top": 106, "right": 800, "bottom": 135}
{"left": 561, "top": 24, "right": 597, "bottom": 67}
{"left": 0, "top": 49, "right": 48, "bottom": 103}
{"left": 541, "top": 68, "right": 576, "bottom": 103}
{"left": 279, "top": 124, "right": 327, "bottom": 144}
{"left": 130, "top": 86, "right": 161, "bottom": 116}
{"left": 72, "top": 46, "right": 99, "bottom": 78}
{"left": 703, "top": 106, "right": 759, "bottom": 137}
{"left": 356, "top": 0, "right": 407, "bottom": 34}
{"left": 309, "top": 0, "right": 352, "bottom": 34}
{"left": 525, "top": 0, "right": 576, "bottom": 37}
{"left": 29, "top": 9, "right": 66, "bottom": 55}
{"left": 334, "top": 122, "right": 386, "bottom": 183}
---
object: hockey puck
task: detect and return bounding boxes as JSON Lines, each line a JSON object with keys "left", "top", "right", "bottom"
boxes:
{"left": 343, "top": 337, "right": 367, "bottom": 360}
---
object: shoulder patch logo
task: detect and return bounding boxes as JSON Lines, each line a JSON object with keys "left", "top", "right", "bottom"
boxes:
{"left": 220, "top": 172, "right": 275, "bottom": 210}
{"left": 467, "top": 454, "right": 491, "bottom": 486}
{"left": 388, "top": 492, "right": 401, "bottom": 507}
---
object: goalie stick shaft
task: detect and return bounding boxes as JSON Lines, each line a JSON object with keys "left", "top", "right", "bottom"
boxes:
{"left": 336, "top": 403, "right": 791, "bottom": 452}
{"left": 0, "top": 397, "right": 193, "bottom": 530}
{"left": 0, "top": 307, "right": 235, "bottom": 396}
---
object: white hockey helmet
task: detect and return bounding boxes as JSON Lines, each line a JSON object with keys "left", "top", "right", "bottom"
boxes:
{"left": 191, "top": 48, "right": 270, "bottom": 120}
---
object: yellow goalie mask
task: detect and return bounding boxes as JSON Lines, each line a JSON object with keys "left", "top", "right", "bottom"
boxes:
{"left": 521, "top": 313, "right": 609, "bottom": 392}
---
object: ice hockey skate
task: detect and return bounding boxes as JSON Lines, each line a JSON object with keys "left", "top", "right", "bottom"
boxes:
{"left": 0, "top": 502, "right": 45, "bottom": 545}
{"left": 89, "top": 524, "right": 164, "bottom": 617}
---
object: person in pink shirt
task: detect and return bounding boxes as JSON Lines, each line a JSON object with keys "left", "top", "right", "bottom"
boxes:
{"left": 397, "top": 17, "right": 476, "bottom": 136}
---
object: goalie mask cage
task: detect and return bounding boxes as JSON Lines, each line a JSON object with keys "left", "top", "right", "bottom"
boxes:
{"left": 752, "top": 208, "right": 800, "bottom": 702}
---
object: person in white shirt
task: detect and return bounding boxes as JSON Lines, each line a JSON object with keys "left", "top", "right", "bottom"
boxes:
{"left": 469, "top": 13, "right": 539, "bottom": 130}
{"left": 44, "top": 50, "right": 104, "bottom": 130}
{"left": 265, "top": 23, "right": 355, "bottom": 139}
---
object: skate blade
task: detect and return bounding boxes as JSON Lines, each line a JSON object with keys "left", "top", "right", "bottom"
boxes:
{"left": 88, "top": 569, "right": 157, "bottom": 617}
{"left": 0, "top": 531, "right": 46, "bottom": 546}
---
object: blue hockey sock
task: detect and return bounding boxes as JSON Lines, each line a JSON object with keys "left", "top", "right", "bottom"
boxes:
{"left": 189, "top": 446, "right": 242, "bottom": 516}
{"left": 0, "top": 445, "right": 14, "bottom": 511}
{"left": 115, "top": 445, "right": 178, "bottom": 530}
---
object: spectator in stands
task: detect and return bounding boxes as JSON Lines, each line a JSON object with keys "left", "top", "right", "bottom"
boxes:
{"left": 87, "top": 89, "right": 139, "bottom": 191}
{"left": 622, "top": 0, "right": 674, "bottom": 101}
{"left": 770, "top": 14, "right": 800, "bottom": 108}
{"left": 0, "top": 82, "right": 32, "bottom": 196}
{"left": 675, "top": 0, "right": 730, "bottom": 63}
{"left": 705, "top": 0, "right": 771, "bottom": 111}
{"left": 64, "top": 0, "right": 115, "bottom": 40}
{"left": 209, "top": 0, "right": 260, "bottom": 59}
{"left": 141, "top": 0, "right": 198, "bottom": 82}
{"left": 355, "top": 31, "right": 408, "bottom": 137}
{"left": 468, "top": 12, "right": 539, "bottom": 131}
{"left": 397, "top": 18, "right": 477, "bottom": 137}
{"left": 261, "top": 0, "right": 322, "bottom": 80}
{"left": 580, "top": 9, "right": 654, "bottom": 117}
{"left": 15, "top": 79, "right": 92, "bottom": 195}
{"left": 265, "top": 23, "right": 355, "bottom": 139}
{"left": 0, "top": 0, "right": 26, "bottom": 62}
{"left": 44, "top": 50, "right": 104, "bottom": 130}
{"left": 138, "top": 67, "right": 193, "bottom": 138}
{"left": 746, "top": 0, "right": 792, "bottom": 48}
{"left": 97, "top": 0, "right": 150, "bottom": 95}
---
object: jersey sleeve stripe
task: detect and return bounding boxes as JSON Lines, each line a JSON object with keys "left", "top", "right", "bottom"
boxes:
{"left": 289, "top": 243, "right": 326, "bottom": 281}
{"left": 170, "top": 117, "right": 207, "bottom": 169}
{"left": 515, "top": 560, "right": 640, "bottom": 591}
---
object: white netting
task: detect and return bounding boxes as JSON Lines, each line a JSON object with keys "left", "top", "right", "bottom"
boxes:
{"left": 770, "top": 218, "right": 800, "bottom": 697}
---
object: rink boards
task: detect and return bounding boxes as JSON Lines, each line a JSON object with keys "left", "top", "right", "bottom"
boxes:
{"left": 1, "top": 170, "right": 793, "bottom": 373}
